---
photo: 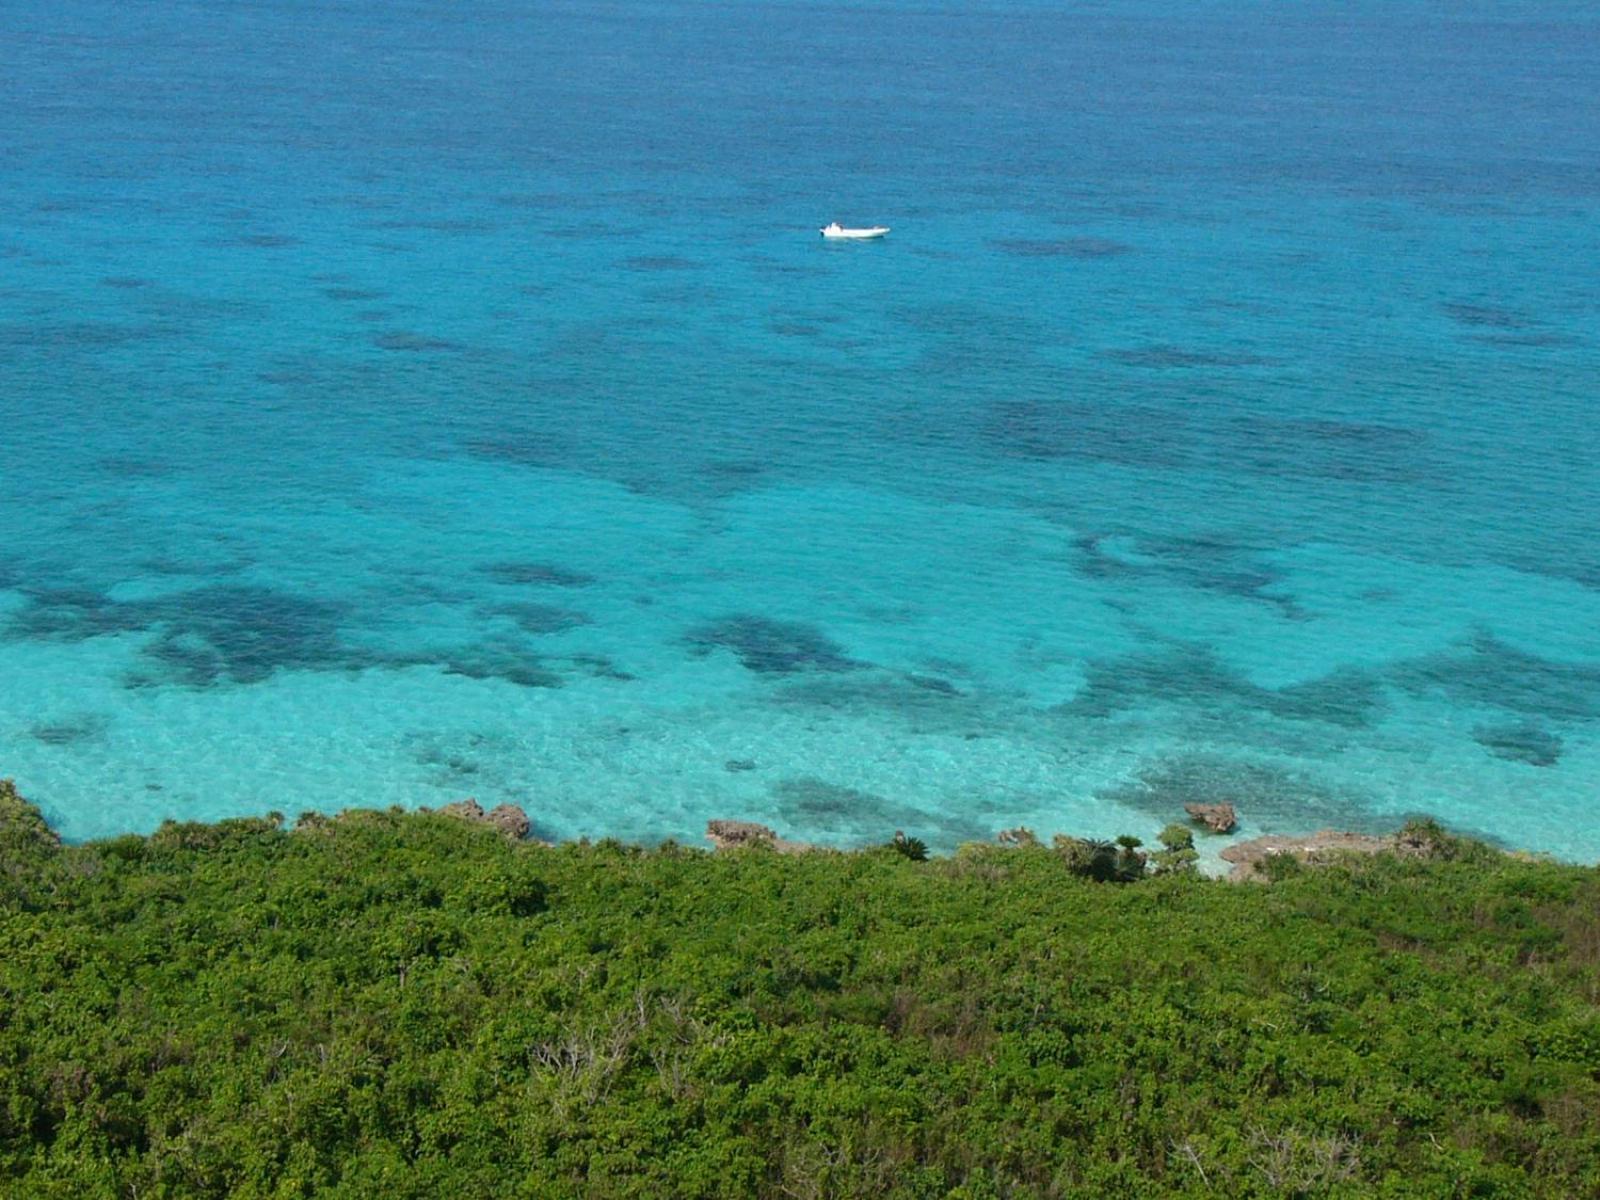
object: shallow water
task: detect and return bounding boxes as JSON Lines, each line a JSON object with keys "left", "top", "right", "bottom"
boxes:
{"left": 3, "top": 0, "right": 1599, "bottom": 855}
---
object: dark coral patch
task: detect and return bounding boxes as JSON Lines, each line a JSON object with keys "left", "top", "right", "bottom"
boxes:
{"left": 701, "top": 459, "right": 767, "bottom": 483}
{"left": 1226, "top": 416, "right": 1431, "bottom": 484}
{"left": 0, "top": 322, "right": 176, "bottom": 350}
{"left": 414, "top": 746, "right": 482, "bottom": 779}
{"left": 771, "top": 673, "right": 971, "bottom": 719}
{"left": 693, "top": 459, "right": 771, "bottom": 499}
{"left": 1097, "top": 755, "right": 1386, "bottom": 834}
{"left": 231, "top": 234, "right": 300, "bottom": 249}
{"left": 368, "top": 218, "right": 494, "bottom": 234}
{"left": 375, "top": 643, "right": 570, "bottom": 689}
{"left": 564, "top": 653, "right": 635, "bottom": 682}
{"left": 441, "top": 657, "right": 565, "bottom": 689}
{"left": 769, "top": 673, "right": 982, "bottom": 739}
{"left": 407, "top": 731, "right": 498, "bottom": 788}
{"left": 494, "top": 193, "right": 570, "bottom": 209}
{"left": 990, "top": 237, "right": 1134, "bottom": 259}
{"left": 140, "top": 586, "right": 346, "bottom": 687}
{"left": 99, "top": 455, "right": 175, "bottom": 479}
{"left": 1441, "top": 302, "right": 1529, "bottom": 329}
{"left": 1265, "top": 670, "right": 1388, "bottom": 726}
{"left": 6, "top": 586, "right": 149, "bottom": 642}
{"left": 1075, "top": 533, "right": 1302, "bottom": 617}
{"left": 373, "top": 331, "right": 464, "bottom": 352}
{"left": 983, "top": 398, "right": 1194, "bottom": 468}
{"left": 619, "top": 255, "right": 698, "bottom": 272}
{"left": 1472, "top": 722, "right": 1563, "bottom": 767}
{"left": 321, "top": 287, "right": 386, "bottom": 302}
{"left": 1064, "top": 645, "right": 1237, "bottom": 718}
{"left": 686, "top": 616, "right": 863, "bottom": 676}
{"left": 1066, "top": 644, "right": 1384, "bottom": 730}
{"left": 1272, "top": 418, "right": 1425, "bottom": 450}
{"left": 1469, "top": 332, "right": 1580, "bottom": 349}
{"left": 7, "top": 583, "right": 347, "bottom": 688}
{"left": 100, "top": 276, "right": 149, "bottom": 289}
{"left": 1104, "top": 346, "right": 1275, "bottom": 369}
{"left": 771, "top": 777, "right": 989, "bottom": 846}
{"left": 464, "top": 435, "right": 570, "bottom": 469}
{"left": 480, "top": 562, "right": 596, "bottom": 588}
{"left": 30, "top": 714, "right": 109, "bottom": 746}
{"left": 1393, "top": 633, "right": 1600, "bottom": 721}
{"left": 772, "top": 777, "right": 892, "bottom": 822}
{"left": 544, "top": 225, "right": 632, "bottom": 241}
{"left": 489, "top": 603, "right": 592, "bottom": 635}
{"left": 901, "top": 301, "right": 1044, "bottom": 374}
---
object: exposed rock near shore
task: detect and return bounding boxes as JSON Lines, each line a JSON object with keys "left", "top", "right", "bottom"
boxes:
{"left": 1185, "top": 802, "right": 1237, "bottom": 834}
{"left": 996, "top": 827, "right": 1041, "bottom": 847}
{"left": 1222, "top": 826, "right": 1443, "bottom": 881}
{"left": 440, "top": 798, "right": 532, "bottom": 840}
{"left": 705, "top": 819, "right": 815, "bottom": 854}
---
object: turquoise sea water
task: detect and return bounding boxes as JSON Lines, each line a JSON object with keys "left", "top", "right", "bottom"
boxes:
{"left": 3, "top": 0, "right": 1598, "bottom": 856}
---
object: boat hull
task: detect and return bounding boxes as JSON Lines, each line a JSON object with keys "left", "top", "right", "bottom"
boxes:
{"left": 820, "top": 226, "right": 889, "bottom": 239}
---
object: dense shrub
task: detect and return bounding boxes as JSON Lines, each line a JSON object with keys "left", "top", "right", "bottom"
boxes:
{"left": 0, "top": 782, "right": 1597, "bottom": 1197}
{"left": 1151, "top": 823, "right": 1199, "bottom": 876}
{"left": 889, "top": 831, "right": 930, "bottom": 862}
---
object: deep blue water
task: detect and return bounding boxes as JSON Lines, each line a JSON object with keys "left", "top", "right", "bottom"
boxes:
{"left": 3, "top": 0, "right": 1598, "bottom": 857}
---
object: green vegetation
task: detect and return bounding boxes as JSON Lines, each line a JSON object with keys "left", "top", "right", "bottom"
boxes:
{"left": 2, "top": 780, "right": 1598, "bottom": 1198}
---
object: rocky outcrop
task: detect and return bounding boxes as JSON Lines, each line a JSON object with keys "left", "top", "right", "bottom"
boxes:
{"left": 1184, "top": 802, "right": 1237, "bottom": 834}
{"left": 484, "top": 804, "right": 532, "bottom": 840}
{"left": 705, "top": 819, "right": 814, "bottom": 854}
{"left": 1222, "top": 830, "right": 1396, "bottom": 881}
{"left": 706, "top": 819, "right": 776, "bottom": 850}
{"left": 441, "top": 798, "right": 531, "bottom": 840}
{"left": 996, "top": 827, "right": 1040, "bottom": 847}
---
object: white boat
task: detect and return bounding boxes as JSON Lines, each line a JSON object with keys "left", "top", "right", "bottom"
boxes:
{"left": 820, "top": 222, "right": 889, "bottom": 240}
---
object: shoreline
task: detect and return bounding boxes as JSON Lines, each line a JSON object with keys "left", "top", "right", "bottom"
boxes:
{"left": 7, "top": 778, "right": 1557, "bottom": 879}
